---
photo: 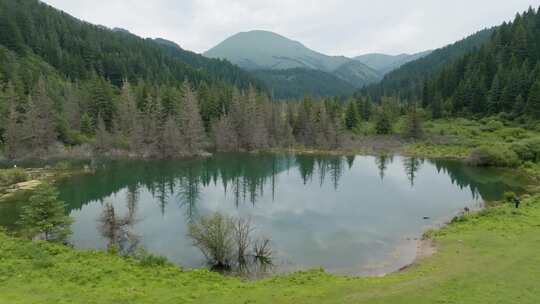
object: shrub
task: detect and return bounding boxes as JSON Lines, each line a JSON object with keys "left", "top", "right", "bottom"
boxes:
{"left": 512, "top": 137, "right": 540, "bottom": 162}
{"left": 467, "top": 145, "right": 520, "bottom": 167}
{"left": 132, "top": 248, "right": 171, "bottom": 267}
{"left": 187, "top": 213, "right": 273, "bottom": 272}
{"left": 0, "top": 168, "right": 29, "bottom": 186}
{"left": 187, "top": 213, "right": 235, "bottom": 269}
{"left": 503, "top": 192, "right": 516, "bottom": 203}
{"left": 480, "top": 120, "right": 504, "bottom": 132}
{"left": 54, "top": 161, "right": 72, "bottom": 170}
{"left": 495, "top": 127, "right": 528, "bottom": 142}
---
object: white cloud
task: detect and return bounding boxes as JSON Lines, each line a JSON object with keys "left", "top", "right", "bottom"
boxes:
{"left": 42, "top": 0, "right": 539, "bottom": 56}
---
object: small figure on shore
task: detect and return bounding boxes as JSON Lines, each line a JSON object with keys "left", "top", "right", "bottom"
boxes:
{"left": 514, "top": 195, "right": 521, "bottom": 209}
{"left": 464, "top": 207, "right": 470, "bottom": 214}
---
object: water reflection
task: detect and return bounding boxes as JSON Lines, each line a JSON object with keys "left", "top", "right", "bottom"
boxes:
{"left": 98, "top": 186, "right": 140, "bottom": 254}
{"left": 47, "top": 153, "right": 529, "bottom": 275}
{"left": 59, "top": 154, "right": 524, "bottom": 213}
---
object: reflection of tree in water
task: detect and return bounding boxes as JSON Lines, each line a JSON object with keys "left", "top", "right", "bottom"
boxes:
{"left": 402, "top": 157, "right": 424, "bottom": 187}
{"left": 98, "top": 188, "right": 140, "bottom": 255}
{"left": 346, "top": 155, "right": 355, "bottom": 169}
{"left": 296, "top": 155, "right": 315, "bottom": 184}
{"left": 430, "top": 159, "right": 528, "bottom": 201}
{"left": 302, "top": 155, "right": 345, "bottom": 190}
{"left": 61, "top": 153, "right": 528, "bottom": 223}
{"left": 375, "top": 154, "right": 393, "bottom": 180}
{"left": 177, "top": 167, "right": 201, "bottom": 221}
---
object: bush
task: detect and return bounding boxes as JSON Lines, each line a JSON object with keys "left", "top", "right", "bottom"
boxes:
{"left": 187, "top": 213, "right": 273, "bottom": 272}
{"left": 467, "top": 145, "right": 520, "bottom": 167}
{"left": 480, "top": 120, "right": 504, "bottom": 132}
{"left": 187, "top": 213, "right": 235, "bottom": 269}
{"left": 54, "top": 161, "right": 72, "bottom": 170}
{"left": 503, "top": 192, "right": 516, "bottom": 203}
{"left": 512, "top": 137, "right": 540, "bottom": 162}
{"left": 495, "top": 128, "right": 528, "bottom": 142}
{"left": 132, "top": 248, "right": 171, "bottom": 267}
{"left": 0, "top": 168, "right": 29, "bottom": 186}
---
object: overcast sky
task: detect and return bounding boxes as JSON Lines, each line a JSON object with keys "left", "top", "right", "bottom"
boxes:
{"left": 43, "top": 0, "right": 539, "bottom": 57}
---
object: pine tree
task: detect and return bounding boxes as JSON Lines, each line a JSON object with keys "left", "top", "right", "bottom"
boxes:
{"left": 80, "top": 113, "right": 94, "bottom": 136}
{"left": 117, "top": 81, "right": 139, "bottom": 139}
{"left": 4, "top": 103, "right": 22, "bottom": 159}
{"left": 23, "top": 78, "right": 57, "bottom": 155}
{"left": 488, "top": 72, "right": 503, "bottom": 114}
{"left": 404, "top": 102, "right": 424, "bottom": 140}
{"left": 375, "top": 111, "right": 392, "bottom": 135}
{"left": 213, "top": 114, "right": 239, "bottom": 151}
{"left": 431, "top": 93, "right": 443, "bottom": 119}
{"left": 159, "top": 116, "right": 183, "bottom": 158}
{"left": 359, "top": 97, "right": 373, "bottom": 121}
{"left": 296, "top": 96, "right": 315, "bottom": 146}
{"left": 180, "top": 82, "right": 206, "bottom": 153}
{"left": 513, "top": 94, "right": 526, "bottom": 117}
{"left": 345, "top": 100, "right": 360, "bottom": 130}
{"left": 18, "top": 183, "right": 73, "bottom": 243}
{"left": 527, "top": 79, "right": 540, "bottom": 118}
{"left": 94, "top": 115, "right": 112, "bottom": 153}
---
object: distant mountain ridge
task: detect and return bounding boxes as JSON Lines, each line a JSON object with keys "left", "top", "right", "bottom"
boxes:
{"left": 204, "top": 31, "right": 351, "bottom": 71}
{"left": 355, "top": 51, "right": 432, "bottom": 75}
{"left": 360, "top": 27, "right": 496, "bottom": 100}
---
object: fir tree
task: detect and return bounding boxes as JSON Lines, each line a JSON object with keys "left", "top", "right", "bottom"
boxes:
{"left": 527, "top": 79, "right": 540, "bottom": 118}
{"left": 404, "top": 102, "right": 424, "bottom": 140}
{"left": 180, "top": 82, "right": 206, "bottom": 153}
{"left": 18, "top": 183, "right": 73, "bottom": 243}
{"left": 345, "top": 100, "right": 360, "bottom": 130}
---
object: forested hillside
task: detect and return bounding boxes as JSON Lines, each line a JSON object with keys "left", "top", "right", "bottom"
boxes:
{"left": 418, "top": 8, "right": 540, "bottom": 118}
{"left": 252, "top": 68, "right": 356, "bottom": 99}
{"left": 0, "top": 0, "right": 275, "bottom": 159}
{"left": 357, "top": 7, "right": 540, "bottom": 122}
{"left": 0, "top": 0, "right": 261, "bottom": 90}
{"left": 360, "top": 28, "right": 495, "bottom": 101}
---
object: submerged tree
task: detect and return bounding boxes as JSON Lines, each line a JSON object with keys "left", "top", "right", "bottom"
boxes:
{"left": 18, "top": 183, "right": 73, "bottom": 243}
{"left": 187, "top": 213, "right": 273, "bottom": 273}
{"left": 187, "top": 212, "right": 235, "bottom": 269}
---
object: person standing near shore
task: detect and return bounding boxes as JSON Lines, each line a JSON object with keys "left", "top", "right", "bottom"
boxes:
{"left": 514, "top": 195, "right": 521, "bottom": 209}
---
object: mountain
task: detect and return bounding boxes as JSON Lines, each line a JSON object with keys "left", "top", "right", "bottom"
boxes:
{"left": 360, "top": 27, "right": 496, "bottom": 101}
{"left": 204, "top": 30, "right": 356, "bottom": 71}
{"left": 253, "top": 68, "right": 356, "bottom": 99}
{"left": 354, "top": 51, "right": 432, "bottom": 75}
{"left": 204, "top": 30, "right": 381, "bottom": 97}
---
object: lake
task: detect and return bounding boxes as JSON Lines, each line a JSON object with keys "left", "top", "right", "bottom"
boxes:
{"left": 3, "top": 153, "right": 529, "bottom": 275}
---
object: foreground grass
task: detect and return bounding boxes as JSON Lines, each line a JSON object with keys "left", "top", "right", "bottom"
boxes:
{"left": 2, "top": 196, "right": 540, "bottom": 303}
